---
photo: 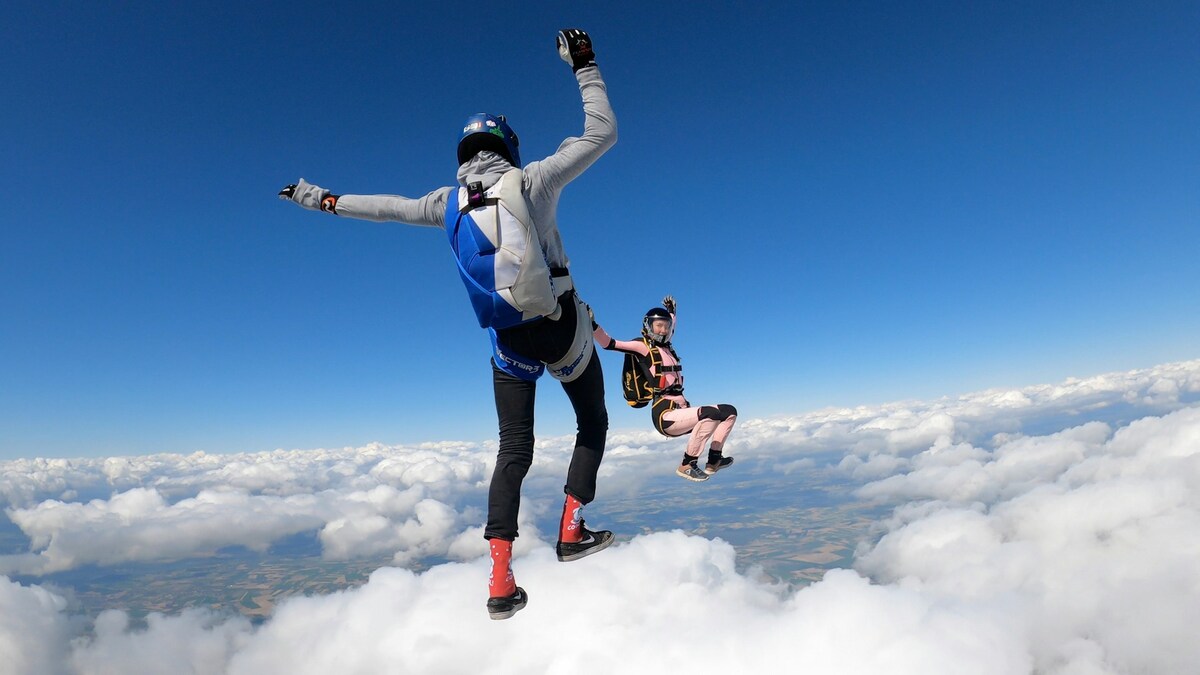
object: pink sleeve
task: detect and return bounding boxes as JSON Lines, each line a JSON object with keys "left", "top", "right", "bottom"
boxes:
{"left": 593, "top": 324, "right": 649, "bottom": 356}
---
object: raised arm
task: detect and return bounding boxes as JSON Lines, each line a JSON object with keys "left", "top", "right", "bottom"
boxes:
{"left": 524, "top": 30, "right": 617, "bottom": 195}
{"left": 279, "top": 179, "right": 452, "bottom": 229}
{"left": 663, "top": 295, "right": 677, "bottom": 332}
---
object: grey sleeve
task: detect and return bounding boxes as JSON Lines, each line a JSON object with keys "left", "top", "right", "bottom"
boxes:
{"left": 288, "top": 178, "right": 331, "bottom": 210}
{"left": 525, "top": 66, "right": 617, "bottom": 195}
{"left": 288, "top": 179, "right": 453, "bottom": 229}
{"left": 334, "top": 188, "right": 454, "bottom": 228}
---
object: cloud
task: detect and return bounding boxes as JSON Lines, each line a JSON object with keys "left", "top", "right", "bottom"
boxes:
{"left": 2, "top": 533, "right": 1034, "bottom": 675}
{"left": 0, "top": 424, "right": 690, "bottom": 574}
{"left": 1, "top": 360, "right": 1199, "bottom": 672}
{"left": 1, "top": 465, "right": 557, "bottom": 575}
{"left": 2, "top": 359, "right": 1197, "bottom": 576}
{"left": 69, "top": 608, "right": 252, "bottom": 675}
{"left": 740, "top": 358, "right": 1200, "bottom": 462}
{"left": 1, "top": 483, "right": 489, "bottom": 575}
{"left": 856, "top": 406, "right": 1200, "bottom": 674}
{"left": 855, "top": 422, "right": 1110, "bottom": 504}
{"left": 0, "top": 576, "right": 75, "bottom": 675}
{"left": 0, "top": 440, "right": 507, "bottom": 573}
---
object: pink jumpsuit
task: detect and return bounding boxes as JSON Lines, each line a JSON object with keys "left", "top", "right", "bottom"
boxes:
{"left": 594, "top": 318, "right": 737, "bottom": 460}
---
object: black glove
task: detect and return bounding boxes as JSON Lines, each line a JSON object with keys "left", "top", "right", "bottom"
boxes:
{"left": 662, "top": 295, "right": 676, "bottom": 314}
{"left": 557, "top": 29, "right": 596, "bottom": 72}
{"left": 278, "top": 184, "right": 297, "bottom": 200}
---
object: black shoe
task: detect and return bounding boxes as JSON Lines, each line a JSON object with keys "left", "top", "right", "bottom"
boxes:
{"left": 556, "top": 522, "right": 615, "bottom": 562}
{"left": 487, "top": 587, "right": 528, "bottom": 620}
{"left": 704, "top": 456, "right": 734, "bottom": 475}
{"left": 676, "top": 462, "right": 710, "bottom": 482}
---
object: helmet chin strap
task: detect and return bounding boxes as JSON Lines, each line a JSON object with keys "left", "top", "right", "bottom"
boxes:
{"left": 643, "top": 328, "right": 672, "bottom": 345}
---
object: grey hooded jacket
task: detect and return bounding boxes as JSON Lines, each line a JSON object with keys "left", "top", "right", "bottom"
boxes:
{"left": 287, "top": 66, "right": 616, "bottom": 271}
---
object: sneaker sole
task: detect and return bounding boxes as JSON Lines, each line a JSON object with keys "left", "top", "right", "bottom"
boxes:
{"left": 487, "top": 590, "right": 528, "bottom": 620}
{"left": 556, "top": 535, "right": 614, "bottom": 562}
{"left": 704, "top": 459, "right": 734, "bottom": 475}
{"left": 676, "top": 470, "right": 709, "bottom": 482}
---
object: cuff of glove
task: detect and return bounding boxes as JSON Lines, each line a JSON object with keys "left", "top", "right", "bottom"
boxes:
{"left": 291, "top": 178, "right": 331, "bottom": 211}
{"left": 573, "top": 61, "right": 597, "bottom": 73}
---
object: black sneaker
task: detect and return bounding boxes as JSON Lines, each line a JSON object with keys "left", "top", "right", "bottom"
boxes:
{"left": 676, "top": 462, "right": 710, "bottom": 482}
{"left": 556, "top": 522, "right": 615, "bottom": 562}
{"left": 487, "top": 587, "right": 528, "bottom": 620}
{"left": 704, "top": 456, "right": 734, "bottom": 475}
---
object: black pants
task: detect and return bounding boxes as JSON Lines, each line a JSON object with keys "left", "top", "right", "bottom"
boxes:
{"left": 485, "top": 298, "right": 608, "bottom": 541}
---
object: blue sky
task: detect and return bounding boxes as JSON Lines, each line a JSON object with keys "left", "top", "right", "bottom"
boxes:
{"left": 2, "top": 1, "right": 1197, "bottom": 459}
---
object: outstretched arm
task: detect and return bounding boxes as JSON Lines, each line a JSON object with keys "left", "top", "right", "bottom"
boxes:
{"left": 525, "top": 29, "right": 617, "bottom": 194}
{"left": 279, "top": 179, "right": 452, "bottom": 229}
{"left": 593, "top": 322, "right": 650, "bottom": 356}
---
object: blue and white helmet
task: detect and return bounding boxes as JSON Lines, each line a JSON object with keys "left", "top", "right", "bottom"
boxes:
{"left": 457, "top": 113, "right": 521, "bottom": 167}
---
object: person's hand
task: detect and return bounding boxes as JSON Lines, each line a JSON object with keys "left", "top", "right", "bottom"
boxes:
{"left": 585, "top": 303, "right": 598, "bottom": 330}
{"left": 557, "top": 29, "right": 596, "bottom": 72}
{"left": 279, "top": 178, "right": 337, "bottom": 212}
{"left": 662, "top": 295, "right": 676, "bottom": 314}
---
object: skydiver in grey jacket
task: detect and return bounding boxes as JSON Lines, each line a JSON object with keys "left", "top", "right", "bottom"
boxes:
{"left": 279, "top": 29, "right": 616, "bottom": 620}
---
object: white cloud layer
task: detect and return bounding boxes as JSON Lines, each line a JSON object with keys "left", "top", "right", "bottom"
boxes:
{"left": 1, "top": 360, "right": 1199, "bottom": 672}
{"left": 4, "top": 533, "right": 1038, "bottom": 675}
{"left": 0, "top": 442, "right": 507, "bottom": 574}
{"left": 856, "top": 406, "right": 1200, "bottom": 674}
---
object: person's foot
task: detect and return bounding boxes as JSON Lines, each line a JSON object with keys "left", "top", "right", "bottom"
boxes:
{"left": 676, "top": 462, "right": 710, "bottom": 482}
{"left": 704, "top": 456, "right": 734, "bottom": 475}
{"left": 556, "top": 522, "right": 615, "bottom": 562}
{"left": 487, "top": 587, "right": 528, "bottom": 620}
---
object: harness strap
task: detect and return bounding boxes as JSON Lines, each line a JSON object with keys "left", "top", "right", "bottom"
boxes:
{"left": 642, "top": 338, "right": 684, "bottom": 397}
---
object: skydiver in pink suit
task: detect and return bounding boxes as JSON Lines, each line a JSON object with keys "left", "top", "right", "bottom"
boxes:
{"left": 592, "top": 296, "right": 737, "bottom": 481}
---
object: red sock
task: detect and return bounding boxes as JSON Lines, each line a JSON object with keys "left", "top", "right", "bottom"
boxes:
{"left": 488, "top": 538, "right": 516, "bottom": 598}
{"left": 559, "top": 494, "right": 584, "bottom": 543}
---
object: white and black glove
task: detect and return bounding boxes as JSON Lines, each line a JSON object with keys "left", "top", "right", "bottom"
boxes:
{"left": 557, "top": 28, "right": 596, "bottom": 72}
{"left": 662, "top": 295, "right": 676, "bottom": 314}
{"left": 278, "top": 178, "right": 338, "bottom": 214}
